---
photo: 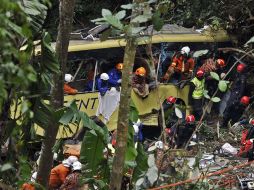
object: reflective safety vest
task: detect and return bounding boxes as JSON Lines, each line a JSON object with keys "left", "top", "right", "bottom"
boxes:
{"left": 191, "top": 77, "right": 205, "bottom": 99}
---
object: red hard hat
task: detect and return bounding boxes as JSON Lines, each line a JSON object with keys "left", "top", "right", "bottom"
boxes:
{"left": 166, "top": 96, "right": 176, "bottom": 104}
{"left": 237, "top": 64, "right": 246, "bottom": 73}
{"left": 196, "top": 69, "right": 205, "bottom": 78}
{"left": 240, "top": 96, "right": 250, "bottom": 105}
{"left": 217, "top": 59, "right": 226, "bottom": 67}
{"left": 186, "top": 115, "right": 195, "bottom": 123}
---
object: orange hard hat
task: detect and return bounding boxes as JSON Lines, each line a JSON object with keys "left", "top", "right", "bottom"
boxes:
{"left": 216, "top": 59, "right": 226, "bottom": 67}
{"left": 116, "top": 63, "right": 123, "bottom": 70}
{"left": 135, "top": 67, "right": 146, "bottom": 76}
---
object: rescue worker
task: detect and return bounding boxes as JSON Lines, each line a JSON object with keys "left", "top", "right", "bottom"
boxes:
{"left": 175, "top": 115, "right": 196, "bottom": 148}
{"left": 108, "top": 63, "right": 123, "bottom": 88}
{"left": 64, "top": 74, "right": 78, "bottom": 95}
{"left": 221, "top": 96, "right": 250, "bottom": 128}
{"left": 132, "top": 67, "right": 149, "bottom": 98}
{"left": 97, "top": 73, "right": 109, "bottom": 96}
{"left": 161, "top": 96, "right": 178, "bottom": 128}
{"left": 189, "top": 69, "right": 205, "bottom": 121}
{"left": 133, "top": 119, "right": 143, "bottom": 142}
{"left": 59, "top": 161, "right": 82, "bottom": 190}
{"left": 21, "top": 172, "right": 37, "bottom": 190}
{"left": 226, "top": 63, "right": 247, "bottom": 105}
{"left": 163, "top": 46, "right": 195, "bottom": 83}
{"left": 238, "top": 118, "right": 254, "bottom": 160}
{"left": 200, "top": 58, "right": 226, "bottom": 76}
{"left": 49, "top": 156, "right": 78, "bottom": 189}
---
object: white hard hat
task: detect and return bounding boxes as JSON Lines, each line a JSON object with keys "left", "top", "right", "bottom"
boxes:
{"left": 67, "top": 155, "right": 78, "bottom": 164}
{"left": 30, "top": 172, "right": 37, "bottom": 182}
{"left": 181, "top": 46, "right": 190, "bottom": 55}
{"left": 72, "top": 161, "right": 82, "bottom": 171}
{"left": 62, "top": 159, "right": 71, "bottom": 167}
{"left": 65, "top": 74, "right": 73, "bottom": 82}
{"left": 100, "top": 73, "right": 109, "bottom": 80}
{"left": 133, "top": 124, "right": 139, "bottom": 134}
{"left": 155, "top": 141, "right": 164, "bottom": 149}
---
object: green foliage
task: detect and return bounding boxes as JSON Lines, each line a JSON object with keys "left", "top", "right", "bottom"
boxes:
{"left": 218, "top": 80, "right": 228, "bottom": 92}
{"left": 132, "top": 143, "right": 149, "bottom": 182}
{"left": 210, "top": 72, "right": 220, "bottom": 81}
{"left": 211, "top": 97, "right": 221, "bottom": 103}
{"left": 80, "top": 131, "right": 105, "bottom": 177}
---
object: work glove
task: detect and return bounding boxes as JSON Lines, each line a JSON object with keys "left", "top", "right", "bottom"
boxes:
{"left": 117, "top": 79, "right": 122, "bottom": 83}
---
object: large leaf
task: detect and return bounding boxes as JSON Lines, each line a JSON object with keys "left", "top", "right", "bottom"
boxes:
{"left": 41, "top": 32, "right": 59, "bottom": 74}
{"left": 115, "top": 10, "right": 126, "bottom": 20}
{"left": 244, "top": 36, "right": 254, "bottom": 47}
{"left": 211, "top": 97, "right": 221, "bottom": 102}
{"left": 125, "top": 124, "right": 137, "bottom": 161}
{"left": 102, "top": 9, "right": 112, "bottom": 17}
{"left": 193, "top": 50, "right": 209, "bottom": 58}
{"left": 210, "top": 71, "right": 220, "bottom": 81}
{"left": 121, "top": 4, "right": 133, "bottom": 9}
{"left": 152, "top": 11, "right": 164, "bottom": 31}
{"left": 218, "top": 80, "right": 228, "bottom": 92}
{"left": 104, "top": 15, "right": 123, "bottom": 30}
{"left": 132, "top": 143, "right": 149, "bottom": 182}
{"left": 131, "top": 14, "right": 152, "bottom": 23}
{"left": 80, "top": 131, "right": 105, "bottom": 177}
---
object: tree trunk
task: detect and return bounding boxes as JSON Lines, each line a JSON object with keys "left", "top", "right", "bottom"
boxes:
{"left": 36, "top": 0, "right": 75, "bottom": 188}
{"left": 109, "top": 38, "right": 137, "bottom": 190}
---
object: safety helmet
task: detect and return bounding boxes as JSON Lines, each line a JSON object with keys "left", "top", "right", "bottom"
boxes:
{"left": 155, "top": 141, "right": 164, "bottom": 149}
{"left": 166, "top": 96, "right": 176, "bottom": 104}
{"left": 65, "top": 74, "right": 73, "bottom": 82}
{"left": 72, "top": 161, "right": 82, "bottom": 171}
{"left": 216, "top": 59, "right": 226, "bottom": 67}
{"left": 30, "top": 172, "right": 37, "bottom": 182}
{"left": 237, "top": 63, "right": 246, "bottom": 73}
{"left": 62, "top": 159, "right": 72, "bottom": 167}
{"left": 68, "top": 155, "right": 78, "bottom": 163}
{"left": 135, "top": 67, "right": 146, "bottom": 76}
{"left": 249, "top": 118, "right": 254, "bottom": 125}
{"left": 116, "top": 63, "right": 123, "bottom": 70}
{"left": 181, "top": 46, "right": 190, "bottom": 55}
{"left": 100, "top": 73, "right": 109, "bottom": 80}
{"left": 186, "top": 115, "right": 195, "bottom": 123}
{"left": 240, "top": 96, "right": 250, "bottom": 105}
{"left": 196, "top": 69, "right": 205, "bottom": 78}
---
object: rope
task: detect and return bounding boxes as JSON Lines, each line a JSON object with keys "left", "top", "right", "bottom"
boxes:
{"left": 149, "top": 160, "right": 254, "bottom": 190}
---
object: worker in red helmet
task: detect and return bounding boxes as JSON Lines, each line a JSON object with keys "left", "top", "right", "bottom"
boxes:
{"left": 160, "top": 96, "right": 181, "bottom": 129}
{"left": 221, "top": 96, "right": 250, "bottom": 128}
{"left": 175, "top": 115, "right": 196, "bottom": 148}
{"left": 188, "top": 69, "right": 205, "bottom": 120}
{"left": 221, "top": 63, "right": 247, "bottom": 116}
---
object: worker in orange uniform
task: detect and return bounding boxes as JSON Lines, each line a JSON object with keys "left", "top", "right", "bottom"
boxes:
{"left": 49, "top": 156, "right": 78, "bottom": 189}
{"left": 132, "top": 67, "right": 149, "bottom": 98}
{"left": 64, "top": 74, "right": 78, "bottom": 95}
{"left": 163, "top": 46, "right": 195, "bottom": 83}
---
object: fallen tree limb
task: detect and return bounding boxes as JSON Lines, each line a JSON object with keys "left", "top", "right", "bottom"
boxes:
{"left": 149, "top": 160, "right": 254, "bottom": 190}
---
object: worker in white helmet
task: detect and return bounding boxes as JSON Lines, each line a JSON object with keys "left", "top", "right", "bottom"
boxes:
{"left": 163, "top": 46, "right": 195, "bottom": 83}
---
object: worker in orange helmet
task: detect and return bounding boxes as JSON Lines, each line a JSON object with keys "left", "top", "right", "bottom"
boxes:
{"left": 108, "top": 63, "right": 123, "bottom": 88}
{"left": 163, "top": 46, "right": 195, "bottom": 83}
{"left": 49, "top": 156, "right": 78, "bottom": 189}
{"left": 132, "top": 67, "right": 149, "bottom": 98}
